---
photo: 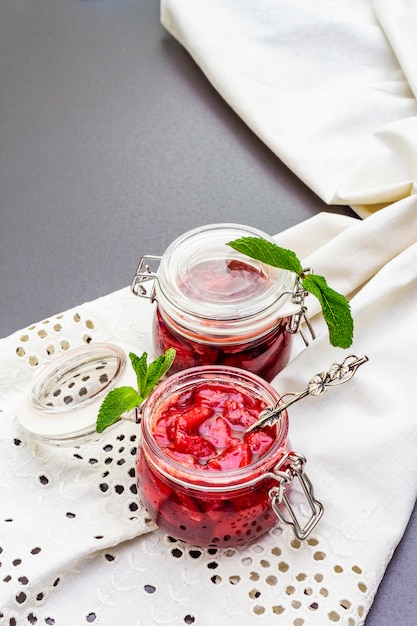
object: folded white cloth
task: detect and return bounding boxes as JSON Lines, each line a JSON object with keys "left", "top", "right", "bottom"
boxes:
{"left": 161, "top": 0, "right": 417, "bottom": 217}
{"left": 1, "top": 199, "right": 417, "bottom": 624}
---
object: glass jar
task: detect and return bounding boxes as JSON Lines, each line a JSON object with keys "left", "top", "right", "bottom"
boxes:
{"left": 131, "top": 224, "right": 309, "bottom": 382}
{"left": 137, "top": 365, "right": 323, "bottom": 548}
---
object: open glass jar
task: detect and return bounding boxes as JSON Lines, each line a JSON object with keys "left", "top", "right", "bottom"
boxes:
{"left": 137, "top": 365, "right": 323, "bottom": 548}
{"left": 131, "top": 224, "right": 310, "bottom": 382}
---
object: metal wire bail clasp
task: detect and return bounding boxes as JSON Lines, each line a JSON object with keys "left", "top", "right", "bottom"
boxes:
{"left": 131, "top": 255, "right": 162, "bottom": 301}
{"left": 286, "top": 269, "right": 316, "bottom": 346}
{"left": 268, "top": 452, "right": 324, "bottom": 540}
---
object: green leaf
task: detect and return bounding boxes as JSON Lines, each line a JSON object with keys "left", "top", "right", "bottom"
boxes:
{"left": 143, "top": 347, "right": 176, "bottom": 399}
{"left": 227, "top": 237, "right": 303, "bottom": 275}
{"left": 96, "top": 386, "right": 142, "bottom": 433}
{"left": 129, "top": 351, "right": 148, "bottom": 396}
{"left": 302, "top": 274, "right": 354, "bottom": 348}
{"left": 227, "top": 235, "right": 354, "bottom": 350}
{"left": 95, "top": 348, "right": 176, "bottom": 433}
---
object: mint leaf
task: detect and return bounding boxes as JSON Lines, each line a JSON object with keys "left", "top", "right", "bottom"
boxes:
{"left": 144, "top": 347, "right": 176, "bottom": 398}
{"left": 96, "top": 386, "right": 141, "bottom": 433}
{"left": 129, "top": 351, "right": 148, "bottom": 396}
{"left": 227, "top": 237, "right": 303, "bottom": 275}
{"left": 227, "top": 235, "right": 354, "bottom": 349}
{"left": 302, "top": 274, "right": 353, "bottom": 348}
{"left": 96, "top": 348, "right": 176, "bottom": 433}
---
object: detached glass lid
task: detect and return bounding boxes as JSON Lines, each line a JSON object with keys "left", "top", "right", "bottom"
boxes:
{"left": 17, "top": 343, "right": 136, "bottom": 445}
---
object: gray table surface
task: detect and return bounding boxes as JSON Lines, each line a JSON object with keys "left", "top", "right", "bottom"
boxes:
{"left": 1, "top": 1, "right": 416, "bottom": 624}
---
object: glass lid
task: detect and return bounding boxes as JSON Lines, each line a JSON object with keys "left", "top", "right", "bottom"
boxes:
{"left": 157, "top": 224, "right": 298, "bottom": 320}
{"left": 17, "top": 343, "right": 136, "bottom": 445}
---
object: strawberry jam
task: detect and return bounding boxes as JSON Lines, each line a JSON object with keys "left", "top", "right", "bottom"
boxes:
{"left": 132, "top": 224, "right": 303, "bottom": 383}
{"left": 137, "top": 366, "right": 290, "bottom": 547}
{"left": 153, "top": 306, "right": 292, "bottom": 382}
{"left": 151, "top": 382, "right": 275, "bottom": 469}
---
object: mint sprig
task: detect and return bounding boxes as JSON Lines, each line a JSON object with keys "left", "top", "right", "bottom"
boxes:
{"left": 302, "top": 274, "right": 353, "bottom": 349}
{"left": 227, "top": 237, "right": 353, "bottom": 349}
{"left": 228, "top": 237, "right": 303, "bottom": 275}
{"left": 96, "top": 348, "right": 176, "bottom": 433}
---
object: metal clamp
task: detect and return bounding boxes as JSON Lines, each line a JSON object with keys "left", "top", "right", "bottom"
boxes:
{"left": 131, "top": 255, "right": 162, "bottom": 301}
{"left": 268, "top": 451, "right": 324, "bottom": 540}
{"left": 291, "top": 270, "right": 312, "bottom": 307}
{"left": 286, "top": 269, "right": 315, "bottom": 346}
{"left": 286, "top": 306, "right": 316, "bottom": 346}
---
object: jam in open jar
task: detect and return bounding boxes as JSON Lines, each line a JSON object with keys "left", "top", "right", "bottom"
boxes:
{"left": 131, "top": 224, "right": 307, "bottom": 382}
{"left": 137, "top": 366, "right": 323, "bottom": 548}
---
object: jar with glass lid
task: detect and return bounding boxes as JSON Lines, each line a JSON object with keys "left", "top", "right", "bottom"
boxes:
{"left": 131, "top": 223, "right": 312, "bottom": 382}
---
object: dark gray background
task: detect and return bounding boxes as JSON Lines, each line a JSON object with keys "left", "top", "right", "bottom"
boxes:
{"left": 1, "top": 1, "right": 416, "bottom": 624}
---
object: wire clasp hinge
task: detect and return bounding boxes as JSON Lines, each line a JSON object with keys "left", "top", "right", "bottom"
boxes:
{"left": 286, "top": 269, "right": 315, "bottom": 346}
{"left": 131, "top": 255, "right": 162, "bottom": 301}
{"left": 268, "top": 451, "right": 324, "bottom": 540}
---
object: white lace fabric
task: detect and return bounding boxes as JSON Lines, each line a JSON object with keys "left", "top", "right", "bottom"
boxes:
{"left": 1, "top": 198, "right": 417, "bottom": 625}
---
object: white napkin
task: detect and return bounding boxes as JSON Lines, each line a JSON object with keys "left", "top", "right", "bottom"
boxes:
{"left": 1, "top": 200, "right": 417, "bottom": 624}
{"left": 161, "top": 0, "right": 417, "bottom": 217}
{"left": 0, "top": 291, "right": 157, "bottom": 620}
{"left": 273, "top": 196, "right": 417, "bottom": 576}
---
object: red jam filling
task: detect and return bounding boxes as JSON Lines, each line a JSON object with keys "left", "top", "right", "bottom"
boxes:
{"left": 154, "top": 258, "right": 292, "bottom": 382}
{"left": 152, "top": 383, "right": 275, "bottom": 470}
{"left": 154, "top": 310, "right": 291, "bottom": 382}
{"left": 138, "top": 381, "right": 284, "bottom": 547}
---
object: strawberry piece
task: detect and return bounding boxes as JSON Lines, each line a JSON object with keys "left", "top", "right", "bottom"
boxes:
{"left": 226, "top": 259, "right": 266, "bottom": 279}
{"left": 198, "top": 415, "right": 237, "bottom": 451}
{"left": 207, "top": 443, "right": 252, "bottom": 471}
{"left": 224, "top": 393, "right": 264, "bottom": 430}
{"left": 153, "top": 414, "right": 177, "bottom": 445}
{"left": 225, "top": 406, "right": 257, "bottom": 430}
{"left": 177, "top": 405, "right": 213, "bottom": 433}
{"left": 245, "top": 428, "right": 275, "bottom": 459}
{"left": 174, "top": 429, "right": 216, "bottom": 461}
{"left": 192, "top": 385, "right": 230, "bottom": 409}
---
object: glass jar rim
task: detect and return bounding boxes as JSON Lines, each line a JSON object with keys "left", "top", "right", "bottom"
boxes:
{"left": 30, "top": 343, "right": 126, "bottom": 414}
{"left": 156, "top": 223, "right": 300, "bottom": 323}
{"left": 140, "top": 365, "right": 289, "bottom": 490}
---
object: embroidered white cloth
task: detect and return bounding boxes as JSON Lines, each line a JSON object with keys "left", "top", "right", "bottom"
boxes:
{"left": 161, "top": 0, "right": 417, "bottom": 217}
{"left": 1, "top": 198, "right": 417, "bottom": 625}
